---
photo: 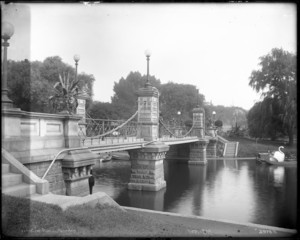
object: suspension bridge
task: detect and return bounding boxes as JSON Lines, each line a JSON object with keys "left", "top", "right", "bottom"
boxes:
{"left": 2, "top": 83, "right": 238, "bottom": 197}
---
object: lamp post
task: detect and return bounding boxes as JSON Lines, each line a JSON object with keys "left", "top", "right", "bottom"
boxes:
{"left": 73, "top": 54, "right": 80, "bottom": 82}
{"left": 2, "top": 21, "right": 14, "bottom": 108}
{"left": 144, "top": 49, "right": 151, "bottom": 87}
{"left": 212, "top": 111, "right": 216, "bottom": 127}
{"left": 177, "top": 111, "right": 181, "bottom": 126}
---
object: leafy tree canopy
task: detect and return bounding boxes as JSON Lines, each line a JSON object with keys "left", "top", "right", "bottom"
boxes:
{"left": 7, "top": 57, "right": 94, "bottom": 113}
{"left": 248, "top": 48, "right": 296, "bottom": 145}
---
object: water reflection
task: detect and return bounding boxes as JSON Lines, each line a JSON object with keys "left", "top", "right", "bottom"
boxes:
{"left": 92, "top": 159, "right": 297, "bottom": 229}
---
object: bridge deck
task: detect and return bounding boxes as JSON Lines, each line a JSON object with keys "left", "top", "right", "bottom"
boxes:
{"left": 83, "top": 136, "right": 201, "bottom": 154}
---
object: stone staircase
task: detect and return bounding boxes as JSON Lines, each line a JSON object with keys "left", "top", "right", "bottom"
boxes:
{"left": 217, "top": 135, "right": 239, "bottom": 157}
{"left": 223, "top": 141, "right": 239, "bottom": 157}
{"left": 2, "top": 163, "right": 37, "bottom": 197}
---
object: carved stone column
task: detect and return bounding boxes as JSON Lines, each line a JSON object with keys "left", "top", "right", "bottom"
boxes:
{"left": 62, "top": 149, "right": 98, "bottom": 196}
{"left": 128, "top": 142, "right": 169, "bottom": 191}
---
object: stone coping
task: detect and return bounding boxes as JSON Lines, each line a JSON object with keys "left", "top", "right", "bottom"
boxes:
{"left": 2, "top": 108, "right": 82, "bottom": 120}
{"left": 2, "top": 148, "right": 49, "bottom": 195}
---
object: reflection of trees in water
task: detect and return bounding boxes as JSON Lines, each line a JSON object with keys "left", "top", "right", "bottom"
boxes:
{"left": 253, "top": 163, "right": 297, "bottom": 228}
{"left": 188, "top": 164, "right": 207, "bottom": 216}
{"left": 163, "top": 162, "right": 190, "bottom": 211}
{"left": 279, "top": 167, "right": 297, "bottom": 228}
{"left": 93, "top": 161, "right": 131, "bottom": 189}
{"left": 127, "top": 188, "right": 166, "bottom": 211}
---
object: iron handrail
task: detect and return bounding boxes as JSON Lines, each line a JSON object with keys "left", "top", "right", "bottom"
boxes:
{"left": 42, "top": 146, "right": 89, "bottom": 179}
{"left": 41, "top": 138, "right": 157, "bottom": 180}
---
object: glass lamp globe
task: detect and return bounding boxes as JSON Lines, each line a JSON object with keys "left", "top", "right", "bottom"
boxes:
{"left": 73, "top": 54, "right": 80, "bottom": 62}
{"left": 144, "top": 49, "right": 151, "bottom": 57}
{"left": 2, "top": 22, "right": 14, "bottom": 39}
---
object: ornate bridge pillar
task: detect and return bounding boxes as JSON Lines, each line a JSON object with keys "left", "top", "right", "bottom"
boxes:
{"left": 137, "top": 84, "right": 159, "bottom": 141}
{"left": 189, "top": 106, "right": 209, "bottom": 165}
{"left": 62, "top": 149, "right": 98, "bottom": 196}
{"left": 128, "top": 142, "right": 169, "bottom": 191}
{"left": 128, "top": 83, "right": 169, "bottom": 191}
{"left": 207, "top": 138, "right": 217, "bottom": 158}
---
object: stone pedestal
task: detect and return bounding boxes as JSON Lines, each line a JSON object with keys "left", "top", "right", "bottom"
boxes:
{"left": 63, "top": 115, "right": 82, "bottom": 148}
{"left": 137, "top": 85, "right": 159, "bottom": 141}
{"left": 207, "top": 138, "right": 217, "bottom": 158}
{"left": 128, "top": 142, "right": 169, "bottom": 191}
{"left": 62, "top": 149, "right": 98, "bottom": 196}
{"left": 189, "top": 139, "right": 209, "bottom": 165}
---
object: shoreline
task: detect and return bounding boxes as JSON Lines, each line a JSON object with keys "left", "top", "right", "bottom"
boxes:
{"left": 123, "top": 206, "right": 297, "bottom": 237}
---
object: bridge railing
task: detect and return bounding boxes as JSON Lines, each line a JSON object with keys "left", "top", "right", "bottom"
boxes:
{"left": 78, "top": 111, "right": 141, "bottom": 146}
{"left": 159, "top": 118, "right": 195, "bottom": 139}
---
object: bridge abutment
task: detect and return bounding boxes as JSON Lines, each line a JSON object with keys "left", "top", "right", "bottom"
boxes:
{"left": 207, "top": 138, "right": 217, "bottom": 158}
{"left": 189, "top": 139, "right": 209, "bottom": 164}
{"left": 128, "top": 82, "right": 169, "bottom": 191}
{"left": 128, "top": 142, "right": 169, "bottom": 191}
{"left": 188, "top": 106, "right": 208, "bottom": 165}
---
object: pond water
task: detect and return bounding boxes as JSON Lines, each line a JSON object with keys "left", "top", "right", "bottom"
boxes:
{"left": 93, "top": 159, "right": 297, "bottom": 229}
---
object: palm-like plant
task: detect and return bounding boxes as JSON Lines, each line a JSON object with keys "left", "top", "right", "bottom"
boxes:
{"left": 49, "top": 72, "right": 80, "bottom": 114}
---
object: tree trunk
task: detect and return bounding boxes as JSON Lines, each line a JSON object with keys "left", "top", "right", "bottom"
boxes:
{"left": 288, "top": 128, "right": 294, "bottom": 146}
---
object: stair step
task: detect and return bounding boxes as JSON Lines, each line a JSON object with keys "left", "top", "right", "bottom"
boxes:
{"left": 2, "top": 173, "right": 23, "bottom": 188}
{"left": 2, "top": 164, "right": 10, "bottom": 174}
{"left": 2, "top": 183, "right": 36, "bottom": 197}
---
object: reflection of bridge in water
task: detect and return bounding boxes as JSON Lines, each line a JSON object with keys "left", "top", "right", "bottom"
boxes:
{"left": 2, "top": 80, "right": 238, "bottom": 197}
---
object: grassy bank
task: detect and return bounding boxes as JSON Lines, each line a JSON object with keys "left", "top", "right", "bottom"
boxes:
{"left": 226, "top": 136, "right": 297, "bottom": 158}
{"left": 1, "top": 194, "right": 203, "bottom": 237}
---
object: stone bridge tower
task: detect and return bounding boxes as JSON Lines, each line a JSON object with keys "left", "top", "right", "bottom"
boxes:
{"left": 189, "top": 106, "right": 209, "bottom": 164}
{"left": 128, "top": 79, "right": 169, "bottom": 191}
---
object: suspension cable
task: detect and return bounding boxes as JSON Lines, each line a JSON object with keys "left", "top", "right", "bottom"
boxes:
{"left": 90, "top": 110, "right": 138, "bottom": 139}
{"left": 159, "top": 119, "right": 195, "bottom": 138}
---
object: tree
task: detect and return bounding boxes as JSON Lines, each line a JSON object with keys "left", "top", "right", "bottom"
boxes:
{"left": 111, "top": 71, "right": 161, "bottom": 118}
{"left": 40, "top": 56, "right": 74, "bottom": 84}
{"left": 159, "top": 82, "right": 205, "bottom": 123}
{"left": 7, "top": 57, "right": 94, "bottom": 114}
{"left": 249, "top": 48, "right": 296, "bottom": 145}
{"left": 87, "top": 101, "right": 120, "bottom": 120}
{"left": 247, "top": 98, "right": 284, "bottom": 140}
{"left": 215, "top": 120, "right": 223, "bottom": 128}
{"left": 7, "top": 59, "right": 53, "bottom": 112}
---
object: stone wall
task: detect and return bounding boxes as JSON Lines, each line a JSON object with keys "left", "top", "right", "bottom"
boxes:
{"left": 25, "top": 160, "right": 65, "bottom": 195}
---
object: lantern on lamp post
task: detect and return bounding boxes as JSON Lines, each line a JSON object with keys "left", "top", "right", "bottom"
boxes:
{"left": 2, "top": 21, "right": 14, "bottom": 108}
{"left": 212, "top": 111, "right": 216, "bottom": 127}
{"left": 144, "top": 49, "right": 151, "bottom": 87}
{"left": 73, "top": 54, "right": 80, "bottom": 82}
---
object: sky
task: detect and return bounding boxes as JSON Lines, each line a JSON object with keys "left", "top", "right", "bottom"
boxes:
{"left": 2, "top": 3, "right": 297, "bottom": 110}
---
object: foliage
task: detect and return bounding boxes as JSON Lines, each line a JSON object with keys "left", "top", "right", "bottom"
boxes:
{"left": 247, "top": 98, "right": 284, "bottom": 140}
{"left": 7, "top": 57, "right": 94, "bottom": 113}
{"left": 49, "top": 72, "right": 80, "bottom": 114}
{"left": 111, "top": 71, "right": 161, "bottom": 119}
{"left": 87, "top": 101, "right": 120, "bottom": 119}
{"left": 248, "top": 48, "right": 296, "bottom": 145}
{"left": 7, "top": 59, "right": 53, "bottom": 112}
{"left": 159, "top": 82, "right": 205, "bottom": 123}
{"left": 204, "top": 105, "right": 248, "bottom": 129}
{"left": 215, "top": 120, "right": 223, "bottom": 128}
